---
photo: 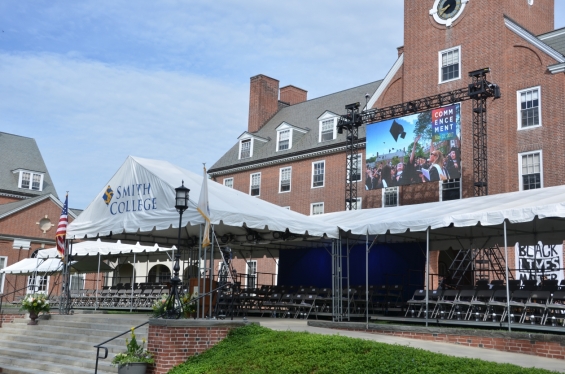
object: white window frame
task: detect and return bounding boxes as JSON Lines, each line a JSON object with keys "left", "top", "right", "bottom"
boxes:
{"left": 517, "top": 86, "right": 542, "bottom": 130}
{"left": 70, "top": 274, "right": 85, "bottom": 291}
{"left": 518, "top": 150, "right": 543, "bottom": 191}
{"left": 346, "top": 197, "right": 362, "bottom": 211}
{"left": 26, "top": 274, "right": 49, "bottom": 294}
{"left": 438, "top": 46, "right": 461, "bottom": 84}
{"left": 246, "top": 260, "right": 257, "bottom": 288}
{"left": 0, "top": 256, "right": 6, "bottom": 294}
{"left": 347, "top": 154, "right": 363, "bottom": 183}
{"left": 439, "top": 179, "right": 462, "bottom": 201}
{"left": 318, "top": 113, "right": 338, "bottom": 142}
{"left": 14, "top": 170, "right": 45, "bottom": 191}
{"left": 223, "top": 178, "right": 234, "bottom": 188}
{"left": 310, "top": 202, "right": 324, "bottom": 215}
{"left": 250, "top": 172, "right": 261, "bottom": 197}
{"left": 279, "top": 167, "right": 292, "bottom": 193}
{"left": 276, "top": 129, "right": 292, "bottom": 151}
{"left": 239, "top": 139, "right": 252, "bottom": 159}
{"left": 382, "top": 187, "right": 399, "bottom": 208}
{"left": 312, "top": 161, "right": 325, "bottom": 188}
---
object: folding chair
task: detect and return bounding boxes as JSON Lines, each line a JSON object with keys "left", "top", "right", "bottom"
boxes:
{"left": 544, "top": 290, "right": 565, "bottom": 326}
{"left": 433, "top": 289, "right": 458, "bottom": 319}
{"left": 450, "top": 289, "right": 475, "bottom": 320}
{"left": 485, "top": 290, "right": 509, "bottom": 322}
{"left": 405, "top": 290, "right": 426, "bottom": 317}
{"left": 523, "top": 291, "right": 550, "bottom": 325}
{"left": 468, "top": 289, "right": 494, "bottom": 321}
{"left": 261, "top": 292, "right": 282, "bottom": 317}
{"left": 295, "top": 294, "right": 317, "bottom": 319}
{"left": 507, "top": 290, "right": 531, "bottom": 323}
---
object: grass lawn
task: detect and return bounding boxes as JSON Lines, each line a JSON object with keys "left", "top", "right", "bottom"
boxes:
{"left": 168, "top": 324, "right": 557, "bottom": 374}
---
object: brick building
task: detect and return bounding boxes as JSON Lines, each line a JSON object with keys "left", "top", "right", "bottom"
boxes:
{"left": 0, "top": 132, "right": 80, "bottom": 301}
{"left": 209, "top": 0, "right": 565, "bottom": 286}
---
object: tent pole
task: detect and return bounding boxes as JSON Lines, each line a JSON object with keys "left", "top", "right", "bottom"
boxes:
{"left": 95, "top": 253, "right": 100, "bottom": 311}
{"left": 366, "top": 232, "right": 369, "bottom": 330}
{"left": 426, "top": 227, "right": 430, "bottom": 327}
{"left": 198, "top": 224, "right": 203, "bottom": 319}
{"left": 209, "top": 225, "right": 214, "bottom": 317}
{"left": 504, "top": 220, "right": 511, "bottom": 332}
{"left": 130, "top": 253, "right": 136, "bottom": 312}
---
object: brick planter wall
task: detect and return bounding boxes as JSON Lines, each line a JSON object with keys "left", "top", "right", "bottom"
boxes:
{"left": 309, "top": 321, "right": 565, "bottom": 360}
{"left": 0, "top": 311, "right": 25, "bottom": 327}
{"left": 147, "top": 319, "right": 250, "bottom": 374}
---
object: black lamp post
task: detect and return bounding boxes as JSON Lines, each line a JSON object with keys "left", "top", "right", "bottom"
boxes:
{"left": 164, "top": 181, "right": 189, "bottom": 319}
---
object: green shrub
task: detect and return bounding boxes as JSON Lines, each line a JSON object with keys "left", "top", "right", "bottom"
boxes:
{"left": 168, "top": 324, "right": 556, "bottom": 374}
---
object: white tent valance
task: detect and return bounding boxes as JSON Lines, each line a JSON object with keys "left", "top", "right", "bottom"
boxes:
{"left": 38, "top": 238, "right": 175, "bottom": 260}
{"left": 312, "top": 185, "right": 565, "bottom": 250}
{"left": 0, "top": 258, "right": 63, "bottom": 275}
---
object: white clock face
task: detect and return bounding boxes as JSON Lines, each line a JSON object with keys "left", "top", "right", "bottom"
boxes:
{"left": 430, "top": 0, "right": 469, "bottom": 27}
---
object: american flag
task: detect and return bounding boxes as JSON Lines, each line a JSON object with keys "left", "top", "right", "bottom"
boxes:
{"left": 56, "top": 194, "right": 68, "bottom": 259}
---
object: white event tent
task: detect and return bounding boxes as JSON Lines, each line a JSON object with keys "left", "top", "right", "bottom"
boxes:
{"left": 67, "top": 156, "right": 339, "bottom": 251}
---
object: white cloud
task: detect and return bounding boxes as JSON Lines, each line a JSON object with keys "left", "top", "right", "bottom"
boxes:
{"left": 0, "top": 53, "right": 247, "bottom": 208}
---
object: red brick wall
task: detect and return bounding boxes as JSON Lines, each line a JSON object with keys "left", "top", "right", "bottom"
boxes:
{"left": 249, "top": 75, "right": 280, "bottom": 133}
{"left": 337, "top": 326, "right": 565, "bottom": 360}
{"left": 146, "top": 320, "right": 246, "bottom": 374}
{"left": 214, "top": 254, "right": 278, "bottom": 288}
{"left": 0, "top": 312, "right": 25, "bottom": 327}
{"left": 0, "top": 196, "right": 21, "bottom": 205}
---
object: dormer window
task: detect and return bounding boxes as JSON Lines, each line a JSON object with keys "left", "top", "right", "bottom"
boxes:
{"left": 14, "top": 169, "right": 44, "bottom": 191}
{"left": 240, "top": 139, "right": 251, "bottom": 159}
{"left": 237, "top": 132, "right": 269, "bottom": 160}
{"left": 317, "top": 111, "right": 338, "bottom": 142}
{"left": 278, "top": 130, "right": 290, "bottom": 150}
{"left": 275, "top": 122, "right": 308, "bottom": 152}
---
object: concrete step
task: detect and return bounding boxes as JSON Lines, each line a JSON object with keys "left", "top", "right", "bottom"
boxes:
{"left": 0, "top": 314, "right": 150, "bottom": 374}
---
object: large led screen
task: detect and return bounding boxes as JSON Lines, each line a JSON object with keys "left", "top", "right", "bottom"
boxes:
{"left": 365, "top": 103, "right": 461, "bottom": 190}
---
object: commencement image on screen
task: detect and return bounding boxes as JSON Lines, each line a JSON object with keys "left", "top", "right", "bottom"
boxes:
{"left": 365, "top": 103, "right": 461, "bottom": 190}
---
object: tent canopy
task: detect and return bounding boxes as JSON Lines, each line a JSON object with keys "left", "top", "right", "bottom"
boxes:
{"left": 38, "top": 238, "right": 175, "bottom": 262}
{"left": 67, "top": 156, "right": 338, "bottom": 251}
{"left": 0, "top": 258, "right": 113, "bottom": 275}
{"left": 312, "top": 185, "right": 565, "bottom": 250}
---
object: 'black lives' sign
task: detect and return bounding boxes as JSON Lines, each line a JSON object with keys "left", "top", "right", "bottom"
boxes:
{"left": 515, "top": 242, "right": 563, "bottom": 281}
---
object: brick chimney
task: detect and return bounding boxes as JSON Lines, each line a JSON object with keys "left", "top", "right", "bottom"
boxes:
{"left": 280, "top": 85, "right": 308, "bottom": 105}
{"left": 397, "top": 46, "right": 404, "bottom": 57}
{"left": 248, "top": 74, "right": 280, "bottom": 133}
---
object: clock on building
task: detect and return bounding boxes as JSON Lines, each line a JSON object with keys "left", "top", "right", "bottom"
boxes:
{"left": 429, "top": 0, "right": 469, "bottom": 27}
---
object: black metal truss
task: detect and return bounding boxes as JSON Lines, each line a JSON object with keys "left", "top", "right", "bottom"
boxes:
{"left": 337, "top": 67, "right": 500, "bottom": 204}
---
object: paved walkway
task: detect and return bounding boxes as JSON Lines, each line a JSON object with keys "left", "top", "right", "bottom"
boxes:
{"left": 248, "top": 317, "right": 564, "bottom": 373}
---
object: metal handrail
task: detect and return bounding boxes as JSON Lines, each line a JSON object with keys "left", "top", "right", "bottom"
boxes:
{"left": 93, "top": 283, "right": 229, "bottom": 374}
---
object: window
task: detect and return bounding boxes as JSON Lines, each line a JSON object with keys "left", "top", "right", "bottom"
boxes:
{"left": 311, "top": 202, "right": 324, "bottom": 215}
{"left": 346, "top": 197, "right": 362, "bottom": 211}
{"left": 70, "top": 274, "right": 85, "bottom": 291}
{"left": 312, "top": 161, "right": 325, "bottom": 188}
{"left": 15, "top": 170, "right": 44, "bottom": 191}
{"left": 240, "top": 139, "right": 251, "bottom": 159}
{"left": 277, "top": 129, "right": 290, "bottom": 151}
{"left": 382, "top": 187, "right": 399, "bottom": 207}
{"left": 246, "top": 260, "right": 257, "bottom": 288}
{"left": 280, "top": 167, "right": 291, "bottom": 192}
{"left": 223, "top": 178, "right": 234, "bottom": 188}
{"left": 250, "top": 173, "right": 261, "bottom": 196}
{"left": 0, "top": 257, "right": 6, "bottom": 293}
{"left": 519, "top": 151, "right": 542, "bottom": 190}
{"left": 441, "top": 179, "right": 461, "bottom": 201}
{"left": 347, "top": 154, "right": 362, "bottom": 182}
{"left": 518, "top": 87, "right": 541, "bottom": 129}
{"left": 320, "top": 119, "right": 335, "bottom": 141}
{"left": 439, "top": 47, "right": 461, "bottom": 83}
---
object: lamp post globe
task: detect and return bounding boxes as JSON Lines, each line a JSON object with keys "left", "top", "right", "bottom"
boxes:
{"left": 175, "top": 182, "right": 190, "bottom": 212}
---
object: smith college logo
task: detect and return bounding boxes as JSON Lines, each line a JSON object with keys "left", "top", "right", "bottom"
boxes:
{"left": 102, "top": 183, "right": 157, "bottom": 215}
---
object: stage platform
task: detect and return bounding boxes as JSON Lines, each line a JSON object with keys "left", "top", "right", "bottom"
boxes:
{"left": 370, "top": 314, "right": 565, "bottom": 334}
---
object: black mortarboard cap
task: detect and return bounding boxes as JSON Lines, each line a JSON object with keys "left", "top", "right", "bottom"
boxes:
{"left": 389, "top": 120, "right": 407, "bottom": 142}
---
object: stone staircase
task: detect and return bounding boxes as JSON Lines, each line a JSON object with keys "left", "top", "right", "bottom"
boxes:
{"left": 0, "top": 313, "right": 150, "bottom": 374}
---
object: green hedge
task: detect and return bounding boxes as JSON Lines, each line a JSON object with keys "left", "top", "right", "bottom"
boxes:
{"left": 169, "top": 324, "right": 556, "bottom": 374}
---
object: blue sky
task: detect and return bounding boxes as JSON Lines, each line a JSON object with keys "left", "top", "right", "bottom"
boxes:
{"left": 1, "top": 1, "right": 564, "bottom": 209}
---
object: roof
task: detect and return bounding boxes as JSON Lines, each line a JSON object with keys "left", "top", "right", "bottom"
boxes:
{"left": 0, "top": 194, "right": 78, "bottom": 221}
{"left": 209, "top": 80, "right": 382, "bottom": 173}
{"left": 0, "top": 132, "right": 58, "bottom": 198}
{"left": 538, "top": 26, "right": 565, "bottom": 56}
